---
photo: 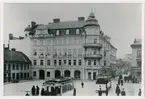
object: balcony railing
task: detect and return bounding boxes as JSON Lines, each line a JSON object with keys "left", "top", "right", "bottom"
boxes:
{"left": 83, "top": 43, "right": 103, "bottom": 48}
{"left": 83, "top": 54, "right": 102, "bottom": 59}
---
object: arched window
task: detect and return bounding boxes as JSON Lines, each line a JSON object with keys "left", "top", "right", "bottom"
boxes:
{"left": 56, "top": 30, "right": 59, "bottom": 35}
{"left": 76, "top": 29, "right": 79, "bottom": 34}
{"left": 66, "top": 29, "right": 69, "bottom": 35}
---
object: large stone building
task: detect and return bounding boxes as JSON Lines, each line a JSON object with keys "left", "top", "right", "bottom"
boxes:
{"left": 10, "top": 12, "right": 117, "bottom": 80}
{"left": 4, "top": 46, "right": 31, "bottom": 82}
{"left": 130, "top": 38, "right": 141, "bottom": 81}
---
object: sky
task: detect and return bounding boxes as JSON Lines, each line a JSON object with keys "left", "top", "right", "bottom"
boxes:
{"left": 3, "top": 3, "right": 142, "bottom": 59}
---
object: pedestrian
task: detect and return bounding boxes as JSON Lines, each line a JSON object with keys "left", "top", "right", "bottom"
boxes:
{"left": 41, "top": 88, "right": 45, "bottom": 96}
{"left": 36, "top": 86, "right": 40, "bottom": 96}
{"left": 138, "top": 89, "right": 141, "bottom": 96}
{"left": 31, "top": 85, "right": 36, "bottom": 96}
{"left": 98, "top": 88, "right": 102, "bottom": 96}
{"left": 121, "top": 79, "right": 123, "bottom": 86}
{"left": 73, "top": 88, "right": 76, "bottom": 96}
{"left": 81, "top": 82, "right": 84, "bottom": 88}
{"left": 118, "top": 79, "right": 120, "bottom": 85}
{"left": 115, "top": 84, "right": 120, "bottom": 96}
{"left": 121, "top": 88, "right": 126, "bottom": 96}
{"left": 105, "top": 88, "right": 108, "bottom": 96}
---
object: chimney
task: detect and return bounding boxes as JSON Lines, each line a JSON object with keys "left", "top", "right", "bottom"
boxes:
{"left": 53, "top": 18, "right": 60, "bottom": 23}
{"left": 11, "top": 48, "right": 16, "bottom": 51}
{"left": 78, "top": 17, "right": 85, "bottom": 21}
{"left": 31, "top": 21, "right": 36, "bottom": 29}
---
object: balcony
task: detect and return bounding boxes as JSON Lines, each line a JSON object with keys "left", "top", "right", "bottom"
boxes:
{"left": 83, "top": 54, "right": 102, "bottom": 59}
{"left": 83, "top": 43, "right": 103, "bottom": 48}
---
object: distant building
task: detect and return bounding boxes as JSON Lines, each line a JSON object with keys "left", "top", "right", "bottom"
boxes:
{"left": 10, "top": 12, "right": 117, "bottom": 80}
{"left": 4, "top": 46, "right": 31, "bottom": 82}
{"left": 130, "top": 38, "right": 141, "bottom": 81}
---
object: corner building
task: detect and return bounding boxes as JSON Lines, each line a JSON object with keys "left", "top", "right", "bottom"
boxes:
{"left": 24, "top": 12, "right": 117, "bottom": 80}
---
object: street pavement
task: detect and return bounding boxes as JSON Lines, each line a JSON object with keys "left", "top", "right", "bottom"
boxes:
{"left": 4, "top": 78, "right": 141, "bottom": 96}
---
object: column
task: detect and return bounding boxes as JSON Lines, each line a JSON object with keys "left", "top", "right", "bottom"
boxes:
{"left": 71, "top": 70, "right": 74, "bottom": 78}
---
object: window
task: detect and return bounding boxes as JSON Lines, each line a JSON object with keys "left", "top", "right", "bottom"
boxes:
{"left": 40, "top": 60, "right": 44, "bottom": 66}
{"left": 76, "top": 29, "right": 79, "bottom": 34}
{"left": 94, "top": 60, "right": 96, "bottom": 65}
{"left": 12, "top": 73, "right": 15, "bottom": 79}
{"left": 33, "top": 71, "right": 36, "bottom": 77}
{"left": 137, "top": 50, "right": 141, "bottom": 58}
{"left": 33, "top": 49, "right": 37, "bottom": 56}
{"left": 64, "top": 60, "right": 67, "bottom": 65}
{"left": 27, "top": 73, "right": 29, "bottom": 78}
{"left": 54, "top": 60, "right": 57, "bottom": 65}
{"left": 137, "top": 61, "right": 141, "bottom": 67}
{"left": 8, "top": 64, "right": 11, "bottom": 70}
{"left": 104, "top": 61, "right": 106, "bottom": 66}
{"left": 94, "top": 38, "right": 97, "bottom": 44}
{"left": 21, "top": 64, "right": 23, "bottom": 70}
{"left": 66, "top": 29, "right": 69, "bottom": 35}
{"left": 47, "top": 72, "right": 50, "bottom": 77}
{"left": 27, "top": 65, "right": 29, "bottom": 70}
{"left": 20, "top": 73, "right": 23, "bottom": 79}
{"left": 59, "top": 60, "right": 62, "bottom": 65}
{"left": 56, "top": 30, "right": 59, "bottom": 35}
{"left": 88, "top": 60, "right": 91, "bottom": 65}
{"left": 104, "top": 51, "right": 106, "bottom": 56}
{"left": 79, "top": 60, "right": 82, "bottom": 65}
{"left": 94, "top": 49, "right": 97, "bottom": 54}
{"left": 12, "top": 64, "right": 15, "bottom": 70}
{"left": 73, "top": 60, "right": 76, "bottom": 65}
{"left": 16, "top": 64, "right": 19, "bottom": 70}
{"left": 4, "top": 64, "right": 6, "bottom": 70}
{"left": 34, "top": 60, "right": 37, "bottom": 65}
{"left": 47, "top": 60, "right": 51, "bottom": 66}
{"left": 69, "top": 60, "right": 71, "bottom": 65}
{"left": 24, "top": 65, "right": 27, "bottom": 70}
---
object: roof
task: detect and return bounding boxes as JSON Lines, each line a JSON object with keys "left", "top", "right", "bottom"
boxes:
{"left": 36, "top": 24, "right": 48, "bottom": 30}
{"left": 47, "top": 21, "right": 86, "bottom": 29}
{"left": 4, "top": 48, "right": 31, "bottom": 64}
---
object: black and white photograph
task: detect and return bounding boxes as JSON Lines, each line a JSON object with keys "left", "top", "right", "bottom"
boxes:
{"left": 3, "top": 3, "right": 142, "bottom": 96}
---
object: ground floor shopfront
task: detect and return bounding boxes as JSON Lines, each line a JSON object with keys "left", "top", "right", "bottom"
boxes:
{"left": 131, "top": 67, "right": 141, "bottom": 82}
{"left": 32, "top": 68, "right": 104, "bottom": 80}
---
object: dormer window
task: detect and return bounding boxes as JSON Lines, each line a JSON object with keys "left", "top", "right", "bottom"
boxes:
{"left": 66, "top": 29, "right": 69, "bottom": 35}
{"left": 76, "top": 29, "right": 79, "bottom": 34}
{"left": 56, "top": 30, "right": 59, "bottom": 35}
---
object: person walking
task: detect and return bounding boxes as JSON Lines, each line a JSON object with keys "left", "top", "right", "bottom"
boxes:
{"left": 73, "top": 88, "right": 76, "bottom": 96}
{"left": 36, "top": 86, "right": 40, "bottom": 96}
{"left": 41, "top": 88, "right": 45, "bottom": 96}
{"left": 115, "top": 84, "right": 120, "bottom": 96}
{"left": 121, "top": 88, "right": 126, "bottom": 96}
{"left": 118, "top": 79, "right": 120, "bottom": 85}
{"left": 121, "top": 79, "right": 124, "bottom": 86}
{"left": 138, "top": 89, "right": 141, "bottom": 96}
{"left": 81, "top": 82, "right": 84, "bottom": 88}
{"left": 31, "top": 85, "right": 36, "bottom": 96}
{"left": 98, "top": 88, "right": 102, "bottom": 96}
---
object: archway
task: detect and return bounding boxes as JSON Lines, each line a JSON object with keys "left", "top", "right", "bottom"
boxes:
{"left": 74, "top": 70, "right": 81, "bottom": 80}
{"left": 64, "top": 70, "right": 70, "bottom": 77}
{"left": 39, "top": 70, "right": 45, "bottom": 79}
{"left": 55, "top": 70, "right": 61, "bottom": 78}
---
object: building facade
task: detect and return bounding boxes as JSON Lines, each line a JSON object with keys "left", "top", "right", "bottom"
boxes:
{"left": 11, "top": 12, "right": 117, "bottom": 80}
{"left": 4, "top": 46, "right": 31, "bottom": 82}
{"left": 130, "top": 38, "right": 141, "bottom": 81}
